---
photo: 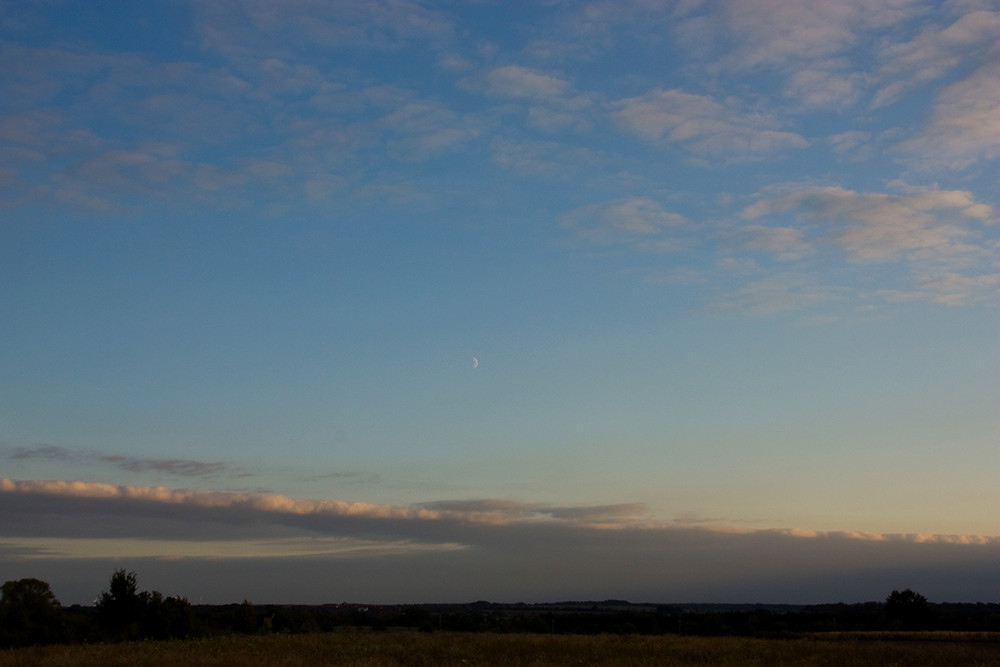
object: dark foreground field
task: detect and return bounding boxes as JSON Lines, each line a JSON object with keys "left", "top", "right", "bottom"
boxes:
{"left": 3, "top": 632, "right": 999, "bottom": 666}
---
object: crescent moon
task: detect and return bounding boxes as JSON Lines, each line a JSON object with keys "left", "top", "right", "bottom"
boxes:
{"left": 472, "top": 357, "right": 479, "bottom": 369}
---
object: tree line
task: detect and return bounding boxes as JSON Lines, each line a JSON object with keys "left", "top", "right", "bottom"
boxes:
{"left": 2, "top": 572, "right": 998, "bottom": 648}
{"left": 0, "top": 570, "right": 196, "bottom": 646}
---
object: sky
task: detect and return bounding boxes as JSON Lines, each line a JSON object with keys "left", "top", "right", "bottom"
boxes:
{"left": 1, "top": 0, "right": 998, "bottom": 606}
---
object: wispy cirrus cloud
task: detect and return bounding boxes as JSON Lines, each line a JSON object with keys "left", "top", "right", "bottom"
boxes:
{"left": 783, "top": 64, "right": 865, "bottom": 109}
{"left": 713, "top": 272, "right": 846, "bottom": 316}
{"left": 659, "top": 0, "right": 929, "bottom": 109}
{"left": 742, "top": 184, "right": 995, "bottom": 262}
{"left": 7, "top": 445, "right": 243, "bottom": 478}
{"left": 566, "top": 182, "right": 997, "bottom": 314}
{"left": 612, "top": 89, "right": 808, "bottom": 162}
{"left": 561, "top": 198, "right": 691, "bottom": 252}
{"left": 374, "top": 99, "right": 480, "bottom": 159}
{"left": 718, "top": 0, "right": 918, "bottom": 70}
{"left": 870, "top": 271, "right": 1000, "bottom": 307}
{"left": 737, "top": 183, "right": 998, "bottom": 307}
{"left": 724, "top": 225, "right": 814, "bottom": 261}
{"left": 827, "top": 130, "right": 872, "bottom": 156}
{"left": 0, "top": 39, "right": 486, "bottom": 213}
{"left": 637, "top": 0, "right": 1000, "bottom": 122}
{"left": 194, "top": 0, "right": 456, "bottom": 61}
{"left": 461, "top": 63, "right": 594, "bottom": 136}
{"left": 893, "top": 58, "right": 1000, "bottom": 170}
{"left": 873, "top": 9, "right": 1000, "bottom": 108}
{"left": 481, "top": 65, "right": 571, "bottom": 99}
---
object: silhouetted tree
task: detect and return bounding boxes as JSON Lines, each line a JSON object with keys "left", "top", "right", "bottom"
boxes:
{"left": 136, "top": 590, "right": 195, "bottom": 639}
{"left": 160, "top": 594, "right": 196, "bottom": 638}
{"left": 234, "top": 599, "right": 259, "bottom": 634}
{"left": 885, "top": 589, "right": 932, "bottom": 630}
{"left": 0, "top": 578, "right": 66, "bottom": 646}
{"left": 96, "top": 569, "right": 143, "bottom": 639}
{"left": 95, "top": 570, "right": 195, "bottom": 640}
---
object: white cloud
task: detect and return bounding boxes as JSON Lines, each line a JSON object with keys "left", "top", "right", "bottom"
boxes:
{"left": 872, "top": 271, "right": 1000, "bottom": 306}
{"left": 194, "top": 0, "right": 456, "bottom": 60}
{"left": 0, "top": 35, "right": 492, "bottom": 213}
{"left": 612, "top": 89, "right": 808, "bottom": 161}
{"left": 828, "top": 130, "right": 872, "bottom": 154}
{"left": 482, "top": 65, "right": 570, "bottom": 99}
{"left": 874, "top": 9, "right": 1000, "bottom": 107}
{"left": 784, "top": 64, "right": 864, "bottom": 109}
{"left": 727, "top": 225, "right": 814, "bottom": 261}
{"left": 375, "top": 100, "right": 480, "bottom": 159}
{"left": 894, "top": 59, "right": 1000, "bottom": 170}
{"left": 715, "top": 273, "right": 844, "bottom": 315}
{"left": 919, "top": 271, "right": 1000, "bottom": 304}
{"left": 562, "top": 197, "right": 690, "bottom": 250}
{"left": 719, "top": 0, "right": 924, "bottom": 69}
{"left": 740, "top": 184, "right": 998, "bottom": 307}
{"left": 742, "top": 185, "right": 994, "bottom": 262}
{"left": 664, "top": 1, "right": 999, "bottom": 112}
{"left": 545, "top": 0, "right": 698, "bottom": 47}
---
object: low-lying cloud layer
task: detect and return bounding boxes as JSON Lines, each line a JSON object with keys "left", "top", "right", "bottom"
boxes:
{"left": 2, "top": 479, "right": 996, "bottom": 606}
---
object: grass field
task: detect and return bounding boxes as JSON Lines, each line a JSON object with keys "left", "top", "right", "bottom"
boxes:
{"left": 3, "top": 632, "right": 999, "bottom": 666}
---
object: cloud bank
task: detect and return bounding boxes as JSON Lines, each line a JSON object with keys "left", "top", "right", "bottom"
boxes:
{"left": 2, "top": 479, "right": 996, "bottom": 606}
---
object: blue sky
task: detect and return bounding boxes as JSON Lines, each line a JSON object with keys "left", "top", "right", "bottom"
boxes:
{"left": 1, "top": 0, "right": 998, "bottom": 605}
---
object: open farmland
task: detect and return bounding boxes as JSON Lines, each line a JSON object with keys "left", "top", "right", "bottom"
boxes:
{"left": 3, "top": 631, "right": 999, "bottom": 667}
